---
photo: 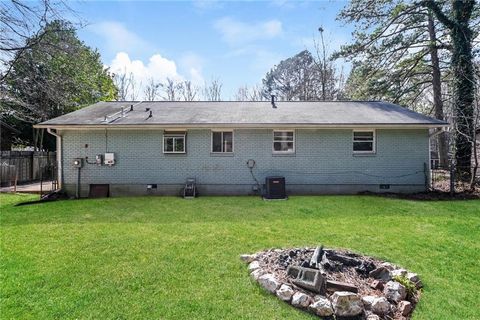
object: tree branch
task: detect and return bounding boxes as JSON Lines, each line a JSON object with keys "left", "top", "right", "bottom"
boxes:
{"left": 420, "top": 1, "right": 455, "bottom": 30}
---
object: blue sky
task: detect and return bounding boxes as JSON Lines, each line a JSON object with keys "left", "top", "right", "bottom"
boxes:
{"left": 71, "top": 0, "right": 352, "bottom": 99}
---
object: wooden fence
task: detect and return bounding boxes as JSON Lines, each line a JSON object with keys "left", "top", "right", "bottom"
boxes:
{"left": 0, "top": 151, "right": 56, "bottom": 187}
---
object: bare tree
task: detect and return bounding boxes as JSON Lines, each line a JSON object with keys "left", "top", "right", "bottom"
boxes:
{"left": 316, "top": 27, "right": 328, "bottom": 101}
{"left": 203, "top": 78, "right": 223, "bottom": 101}
{"left": 0, "top": 0, "right": 78, "bottom": 81}
{"left": 1, "top": 19, "right": 116, "bottom": 150}
{"left": 249, "top": 85, "right": 264, "bottom": 101}
{"left": 161, "top": 78, "right": 182, "bottom": 101}
{"left": 234, "top": 84, "right": 264, "bottom": 101}
{"left": 262, "top": 49, "right": 343, "bottom": 101}
{"left": 143, "top": 78, "right": 161, "bottom": 101}
{"left": 129, "top": 74, "right": 140, "bottom": 101}
{"left": 113, "top": 69, "right": 135, "bottom": 101}
{"left": 313, "top": 29, "right": 345, "bottom": 101}
{"left": 427, "top": 10, "right": 449, "bottom": 167}
{"left": 179, "top": 80, "right": 199, "bottom": 101}
{"left": 234, "top": 85, "right": 250, "bottom": 101}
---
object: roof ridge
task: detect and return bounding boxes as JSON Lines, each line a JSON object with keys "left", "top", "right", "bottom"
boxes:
{"left": 102, "top": 100, "right": 386, "bottom": 103}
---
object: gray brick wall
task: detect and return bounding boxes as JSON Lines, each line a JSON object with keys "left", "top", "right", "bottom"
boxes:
{"left": 60, "top": 128, "right": 429, "bottom": 195}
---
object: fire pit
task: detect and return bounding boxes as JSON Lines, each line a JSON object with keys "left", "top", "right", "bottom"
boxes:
{"left": 241, "top": 246, "right": 422, "bottom": 319}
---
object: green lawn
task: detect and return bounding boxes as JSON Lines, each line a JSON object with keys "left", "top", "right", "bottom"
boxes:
{"left": 1, "top": 194, "right": 479, "bottom": 319}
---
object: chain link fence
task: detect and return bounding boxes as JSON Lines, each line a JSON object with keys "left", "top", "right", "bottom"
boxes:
{"left": 430, "top": 165, "right": 479, "bottom": 193}
{"left": 0, "top": 151, "right": 57, "bottom": 191}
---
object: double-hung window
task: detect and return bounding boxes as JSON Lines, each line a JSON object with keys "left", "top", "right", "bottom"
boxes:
{"left": 212, "top": 131, "right": 233, "bottom": 153}
{"left": 163, "top": 132, "right": 186, "bottom": 153}
{"left": 353, "top": 130, "right": 375, "bottom": 153}
{"left": 273, "top": 130, "right": 295, "bottom": 153}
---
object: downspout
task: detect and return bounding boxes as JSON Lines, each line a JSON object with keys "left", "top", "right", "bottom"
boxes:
{"left": 46, "top": 128, "right": 63, "bottom": 190}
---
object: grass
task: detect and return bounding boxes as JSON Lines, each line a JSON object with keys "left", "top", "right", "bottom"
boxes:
{"left": 1, "top": 193, "right": 479, "bottom": 319}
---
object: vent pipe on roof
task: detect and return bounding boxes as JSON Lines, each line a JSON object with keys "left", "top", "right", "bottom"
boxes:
{"left": 271, "top": 95, "right": 276, "bottom": 108}
{"left": 130, "top": 104, "right": 134, "bottom": 111}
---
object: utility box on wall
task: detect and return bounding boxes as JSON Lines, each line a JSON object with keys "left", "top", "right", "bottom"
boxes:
{"left": 95, "top": 154, "right": 103, "bottom": 165}
{"left": 104, "top": 153, "right": 115, "bottom": 166}
{"left": 73, "top": 158, "right": 83, "bottom": 168}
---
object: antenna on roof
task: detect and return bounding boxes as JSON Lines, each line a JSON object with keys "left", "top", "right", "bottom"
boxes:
{"left": 271, "top": 95, "right": 277, "bottom": 108}
{"left": 101, "top": 103, "right": 136, "bottom": 124}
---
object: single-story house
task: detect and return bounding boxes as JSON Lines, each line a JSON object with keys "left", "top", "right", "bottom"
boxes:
{"left": 35, "top": 100, "right": 448, "bottom": 197}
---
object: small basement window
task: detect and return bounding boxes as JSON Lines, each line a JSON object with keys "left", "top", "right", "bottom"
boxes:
{"left": 212, "top": 131, "right": 233, "bottom": 153}
{"left": 273, "top": 130, "right": 295, "bottom": 153}
{"left": 163, "top": 132, "right": 186, "bottom": 153}
{"left": 353, "top": 130, "right": 375, "bottom": 153}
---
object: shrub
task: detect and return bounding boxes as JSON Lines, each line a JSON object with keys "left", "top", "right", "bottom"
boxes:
{"left": 393, "top": 275, "right": 417, "bottom": 299}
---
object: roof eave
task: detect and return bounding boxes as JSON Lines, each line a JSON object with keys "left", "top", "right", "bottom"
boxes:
{"left": 34, "top": 122, "right": 450, "bottom": 130}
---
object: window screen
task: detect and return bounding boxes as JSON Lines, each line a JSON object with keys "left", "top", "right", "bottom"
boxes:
{"left": 273, "top": 131, "right": 294, "bottom": 153}
{"left": 353, "top": 131, "right": 374, "bottom": 152}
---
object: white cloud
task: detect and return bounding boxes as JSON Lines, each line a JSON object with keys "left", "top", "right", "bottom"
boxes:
{"left": 179, "top": 52, "right": 205, "bottom": 85}
{"left": 88, "top": 21, "right": 153, "bottom": 56}
{"left": 214, "top": 17, "right": 282, "bottom": 46}
{"left": 109, "top": 52, "right": 181, "bottom": 83}
{"left": 108, "top": 52, "right": 206, "bottom": 99}
{"left": 91, "top": 21, "right": 206, "bottom": 99}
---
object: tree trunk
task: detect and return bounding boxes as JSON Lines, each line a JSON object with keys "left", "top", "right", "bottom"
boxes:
{"left": 426, "top": 0, "right": 476, "bottom": 180}
{"left": 451, "top": 3, "right": 475, "bottom": 178}
{"left": 33, "top": 128, "right": 39, "bottom": 152}
{"left": 39, "top": 128, "right": 45, "bottom": 151}
{"left": 427, "top": 11, "right": 449, "bottom": 168}
{"left": 471, "top": 137, "right": 478, "bottom": 190}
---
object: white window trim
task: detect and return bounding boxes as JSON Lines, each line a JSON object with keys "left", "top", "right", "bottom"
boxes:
{"left": 272, "top": 130, "right": 295, "bottom": 154}
{"left": 163, "top": 133, "right": 186, "bottom": 154}
{"left": 211, "top": 130, "right": 234, "bottom": 153}
{"left": 352, "top": 129, "right": 376, "bottom": 154}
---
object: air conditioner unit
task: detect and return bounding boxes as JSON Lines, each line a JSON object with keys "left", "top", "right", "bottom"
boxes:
{"left": 264, "top": 176, "right": 286, "bottom": 199}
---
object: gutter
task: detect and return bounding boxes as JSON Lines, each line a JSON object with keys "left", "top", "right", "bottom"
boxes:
{"left": 34, "top": 123, "right": 450, "bottom": 130}
{"left": 46, "top": 128, "right": 63, "bottom": 190}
